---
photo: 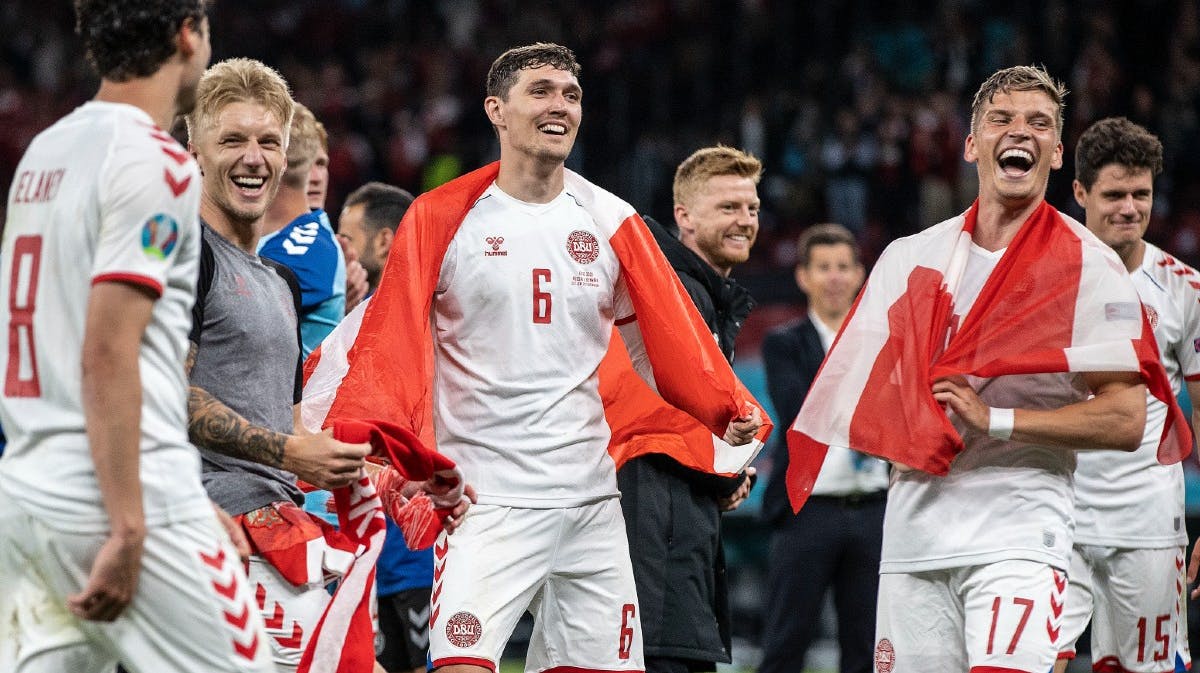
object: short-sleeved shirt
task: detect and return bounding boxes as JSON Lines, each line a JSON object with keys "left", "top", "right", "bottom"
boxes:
{"left": 257, "top": 209, "right": 345, "bottom": 356}
{"left": 432, "top": 183, "right": 634, "bottom": 507}
{"left": 1072, "top": 241, "right": 1199, "bottom": 547}
{"left": 0, "top": 101, "right": 210, "bottom": 532}
{"left": 881, "top": 244, "right": 1081, "bottom": 573}
{"left": 190, "top": 223, "right": 304, "bottom": 516}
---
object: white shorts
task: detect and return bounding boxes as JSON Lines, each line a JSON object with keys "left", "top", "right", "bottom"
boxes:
{"left": 429, "top": 499, "right": 643, "bottom": 672}
{"left": 0, "top": 503, "right": 274, "bottom": 673}
{"left": 876, "top": 560, "right": 1067, "bottom": 673}
{"left": 247, "top": 554, "right": 333, "bottom": 673}
{"left": 1058, "top": 545, "right": 1185, "bottom": 673}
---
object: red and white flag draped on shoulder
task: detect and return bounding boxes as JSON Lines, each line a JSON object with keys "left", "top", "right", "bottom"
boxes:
{"left": 303, "top": 162, "right": 768, "bottom": 471}
{"left": 787, "top": 199, "right": 1192, "bottom": 512}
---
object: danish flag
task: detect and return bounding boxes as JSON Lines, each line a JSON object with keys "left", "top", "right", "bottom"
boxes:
{"left": 786, "top": 199, "right": 1191, "bottom": 512}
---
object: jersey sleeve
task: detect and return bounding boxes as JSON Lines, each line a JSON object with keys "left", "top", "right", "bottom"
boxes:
{"left": 1175, "top": 269, "right": 1200, "bottom": 381}
{"left": 258, "top": 222, "right": 343, "bottom": 311}
{"left": 92, "top": 136, "right": 200, "bottom": 297}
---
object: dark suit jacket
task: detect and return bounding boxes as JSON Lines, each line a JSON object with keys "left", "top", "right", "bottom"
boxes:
{"left": 760, "top": 317, "right": 825, "bottom": 526}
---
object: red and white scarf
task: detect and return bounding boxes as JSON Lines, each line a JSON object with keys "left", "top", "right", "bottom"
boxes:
{"left": 786, "top": 199, "right": 1192, "bottom": 511}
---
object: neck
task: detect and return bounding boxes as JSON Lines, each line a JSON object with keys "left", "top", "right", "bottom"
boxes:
{"left": 200, "top": 199, "right": 261, "bottom": 253}
{"left": 813, "top": 305, "right": 849, "bottom": 332}
{"left": 262, "top": 185, "right": 311, "bottom": 237}
{"left": 1114, "top": 238, "right": 1147, "bottom": 273}
{"left": 495, "top": 152, "right": 565, "bottom": 203}
{"left": 94, "top": 70, "right": 181, "bottom": 130}
{"left": 972, "top": 197, "right": 1043, "bottom": 251}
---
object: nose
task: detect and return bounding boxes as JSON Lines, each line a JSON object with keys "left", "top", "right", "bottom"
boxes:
{"left": 1007, "top": 116, "right": 1032, "bottom": 138}
{"left": 1118, "top": 194, "right": 1138, "bottom": 216}
{"left": 241, "top": 140, "right": 266, "bottom": 167}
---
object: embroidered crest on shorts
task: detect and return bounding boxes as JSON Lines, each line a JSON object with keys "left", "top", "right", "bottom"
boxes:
{"left": 566, "top": 230, "right": 599, "bottom": 264}
{"left": 874, "top": 637, "right": 895, "bottom": 673}
{"left": 446, "top": 611, "right": 482, "bottom": 648}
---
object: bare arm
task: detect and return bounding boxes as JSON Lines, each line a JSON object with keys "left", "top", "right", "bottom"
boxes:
{"left": 932, "top": 371, "right": 1146, "bottom": 451}
{"left": 185, "top": 342, "right": 369, "bottom": 488}
{"left": 72, "top": 281, "right": 155, "bottom": 621}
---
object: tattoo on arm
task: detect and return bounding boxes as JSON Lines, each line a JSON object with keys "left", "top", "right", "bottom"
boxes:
{"left": 188, "top": 385, "right": 287, "bottom": 467}
{"left": 185, "top": 341, "right": 198, "bottom": 377}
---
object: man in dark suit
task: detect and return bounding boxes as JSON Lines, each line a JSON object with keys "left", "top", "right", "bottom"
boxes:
{"left": 758, "top": 223, "right": 886, "bottom": 673}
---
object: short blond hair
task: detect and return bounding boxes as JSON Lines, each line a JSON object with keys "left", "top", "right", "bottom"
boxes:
{"left": 970, "top": 65, "right": 1068, "bottom": 137}
{"left": 281, "top": 102, "right": 321, "bottom": 188}
{"left": 673, "top": 145, "right": 762, "bottom": 207}
{"left": 185, "top": 57, "right": 294, "bottom": 148}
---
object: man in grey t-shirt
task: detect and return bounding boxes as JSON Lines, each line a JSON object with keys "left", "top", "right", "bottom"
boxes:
{"left": 185, "top": 58, "right": 371, "bottom": 672}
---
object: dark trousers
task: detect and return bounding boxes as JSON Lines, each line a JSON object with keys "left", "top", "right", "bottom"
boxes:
{"left": 758, "top": 493, "right": 886, "bottom": 673}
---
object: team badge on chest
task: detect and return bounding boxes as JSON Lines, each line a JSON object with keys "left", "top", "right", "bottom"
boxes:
{"left": 566, "top": 230, "right": 599, "bottom": 264}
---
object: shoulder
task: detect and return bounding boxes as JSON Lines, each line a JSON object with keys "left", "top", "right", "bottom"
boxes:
{"left": 563, "top": 169, "right": 637, "bottom": 235}
{"left": 1141, "top": 242, "right": 1200, "bottom": 307}
{"left": 763, "top": 319, "right": 815, "bottom": 352}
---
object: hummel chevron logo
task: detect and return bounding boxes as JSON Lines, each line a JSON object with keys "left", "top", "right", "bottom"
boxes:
{"left": 225, "top": 603, "right": 251, "bottom": 630}
{"left": 264, "top": 603, "right": 285, "bottom": 630}
{"left": 213, "top": 573, "right": 239, "bottom": 600}
{"left": 164, "top": 168, "right": 191, "bottom": 197}
{"left": 274, "top": 621, "right": 303, "bottom": 649}
{"left": 1052, "top": 570, "right": 1066, "bottom": 593}
{"left": 160, "top": 144, "right": 189, "bottom": 165}
{"left": 1049, "top": 594, "right": 1063, "bottom": 618}
{"left": 199, "top": 547, "right": 226, "bottom": 569}
{"left": 234, "top": 632, "right": 260, "bottom": 660}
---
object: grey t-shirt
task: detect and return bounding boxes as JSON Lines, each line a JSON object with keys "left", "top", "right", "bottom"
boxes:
{"left": 190, "top": 223, "right": 304, "bottom": 515}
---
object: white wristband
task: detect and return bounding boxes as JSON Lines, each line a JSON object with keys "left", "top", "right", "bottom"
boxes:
{"left": 988, "top": 407, "right": 1015, "bottom": 440}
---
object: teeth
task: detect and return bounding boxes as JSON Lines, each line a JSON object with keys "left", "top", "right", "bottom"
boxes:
{"left": 999, "top": 148, "right": 1033, "bottom": 162}
{"left": 539, "top": 123, "right": 566, "bottom": 135}
{"left": 232, "top": 176, "right": 264, "bottom": 188}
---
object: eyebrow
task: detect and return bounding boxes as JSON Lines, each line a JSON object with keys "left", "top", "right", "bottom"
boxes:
{"left": 527, "top": 78, "right": 582, "bottom": 95}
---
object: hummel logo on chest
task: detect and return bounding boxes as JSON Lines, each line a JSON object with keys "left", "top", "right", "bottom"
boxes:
{"left": 484, "top": 236, "right": 508, "bottom": 257}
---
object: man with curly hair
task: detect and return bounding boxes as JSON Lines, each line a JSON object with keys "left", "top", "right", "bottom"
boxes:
{"left": 1054, "top": 117, "right": 1197, "bottom": 673}
{"left": 0, "top": 1, "right": 275, "bottom": 672}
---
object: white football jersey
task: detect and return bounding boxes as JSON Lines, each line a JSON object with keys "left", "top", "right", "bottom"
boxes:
{"left": 432, "top": 181, "right": 635, "bottom": 507}
{"left": 0, "top": 101, "right": 210, "bottom": 532}
{"left": 881, "top": 244, "right": 1080, "bottom": 573}
{"left": 1072, "top": 242, "right": 1197, "bottom": 547}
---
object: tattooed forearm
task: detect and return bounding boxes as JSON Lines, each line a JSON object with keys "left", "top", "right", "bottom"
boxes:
{"left": 188, "top": 385, "right": 287, "bottom": 467}
{"left": 184, "top": 341, "right": 198, "bottom": 377}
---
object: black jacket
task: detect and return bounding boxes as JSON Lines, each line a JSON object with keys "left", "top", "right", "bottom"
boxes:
{"left": 617, "top": 216, "right": 755, "bottom": 665}
{"left": 759, "top": 318, "right": 824, "bottom": 527}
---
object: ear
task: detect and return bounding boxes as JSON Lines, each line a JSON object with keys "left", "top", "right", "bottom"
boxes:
{"left": 1072, "top": 179, "right": 1088, "bottom": 209}
{"left": 963, "top": 133, "right": 977, "bottom": 164}
{"left": 1050, "top": 141, "right": 1064, "bottom": 170}
{"left": 484, "top": 96, "right": 504, "bottom": 128}
{"left": 795, "top": 265, "right": 809, "bottom": 294}
{"left": 673, "top": 203, "right": 691, "bottom": 236}
{"left": 373, "top": 227, "right": 394, "bottom": 263}
{"left": 187, "top": 141, "right": 202, "bottom": 171}
{"left": 176, "top": 16, "right": 201, "bottom": 59}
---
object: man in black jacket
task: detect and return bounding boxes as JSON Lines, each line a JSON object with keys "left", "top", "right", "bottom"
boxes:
{"left": 618, "top": 145, "right": 761, "bottom": 673}
{"left": 759, "top": 223, "right": 886, "bottom": 673}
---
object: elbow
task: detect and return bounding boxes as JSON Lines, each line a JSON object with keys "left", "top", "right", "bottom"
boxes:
{"left": 1111, "top": 406, "right": 1146, "bottom": 452}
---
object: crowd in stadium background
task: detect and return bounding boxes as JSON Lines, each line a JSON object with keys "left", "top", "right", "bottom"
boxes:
{"left": 4, "top": 1, "right": 1200, "bottom": 668}
{"left": 4, "top": 0, "right": 1200, "bottom": 300}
